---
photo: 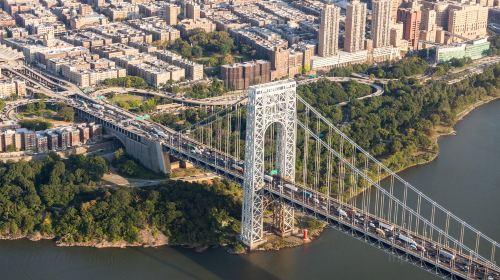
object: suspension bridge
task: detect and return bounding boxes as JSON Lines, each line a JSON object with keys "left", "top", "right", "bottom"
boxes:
{"left": 156, "top": 80, "right": 500, "bottom": 280}
{"left": 4, "top": 70, "right": 498, "bottom": 279}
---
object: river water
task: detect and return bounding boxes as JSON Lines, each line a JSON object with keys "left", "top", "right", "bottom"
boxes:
{"left": 1, "top": 100, "right": 499, "bottom": 280}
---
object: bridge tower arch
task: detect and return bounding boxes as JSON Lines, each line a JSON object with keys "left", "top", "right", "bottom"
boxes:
{"left": 241, "top": 80, "right": 297, "bottom": 249}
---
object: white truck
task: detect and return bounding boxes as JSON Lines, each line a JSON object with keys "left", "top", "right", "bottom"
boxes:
{"left": 439, "top": 249, "right": 456, "bottom": 261}
{"left": 378, "top": 221, "right": 394, "bottom": 232}
{"left": 398, "top": 234, "right": 417, "bottom": 246}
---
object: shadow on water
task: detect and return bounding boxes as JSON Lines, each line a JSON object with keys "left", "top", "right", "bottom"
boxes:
{"left": 130, "top": 245, "right": 281, "bottom": 280}
{"left": 128, "top": 246, "right": 205, "bottom": 280}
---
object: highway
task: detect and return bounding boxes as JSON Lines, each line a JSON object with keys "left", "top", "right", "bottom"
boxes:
{"left": 89, "top": 75, "right": 385, "bottom": 110}
{"left": 444, "top": 56, "right": 500, "bottom": 84}
{"left": 90, "top": 86, "right": 246, "bottom": 107}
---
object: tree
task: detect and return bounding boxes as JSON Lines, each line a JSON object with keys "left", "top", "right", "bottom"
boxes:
{"left": 87, "top": 156, "right": 109, "bottom": 181}
{"left": 58, "top": 106, "right": 74, "bottom": 122}
{"left": 221, "top": 54, "right": 234, "bottom": 65}
{"left": 302, "top": 64, "right": 311, "bottom": 74}
{"left": 26, "top": 102, "right": 35, "bottom": 113}
{"left": 192, "top": 45, "right": 203, "bottom": 57}
{"left": 114, "top": 148, "right": 125, "bottom": 162}
{"left": 119, "top": 160, "right": 138, "bottom": 177}
{"left": 19, "top": 119, "right": 52, "bottom": 131}
{"left": 38, "top": 100, "right": 46, "bottom": 111}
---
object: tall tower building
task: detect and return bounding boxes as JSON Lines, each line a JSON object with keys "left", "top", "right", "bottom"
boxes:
{"left": 165, "top": 4, "right": 180, "bottom": 25}
{"left": 345, "top": 0, "right": 367, "bottom": 52}
{"left": 420, "top": 8, "right": 437, "bottom": 43}
{"left": 421, "top": 8, "right": 436, "bottom": 31}
{"left": 448, "top": 3, "right": 488, "bottom": 40}
{"left": 372, "top": 0, "right": 392, "bottom": 48}
{"left": 390, "top": 0, "right": 402, "bottom": 23}
{"left": 397, "top": 0, "right": 421, "bottom": 49}
{"left": 318, "top": 3, "right": 340, "bottom": 57}
{"left": 186, "top": 2, "right": 201, "bottom": 20}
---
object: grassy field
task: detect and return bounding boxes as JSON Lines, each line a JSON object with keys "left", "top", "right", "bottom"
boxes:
{"left": 108, "top": 93, "right": 145, "bottom": 110}
{"left": 17, "top": 107, "right": 73, "bottom": 129}
{"left": 109, "top": 94, "right": 144, "bottom": 103}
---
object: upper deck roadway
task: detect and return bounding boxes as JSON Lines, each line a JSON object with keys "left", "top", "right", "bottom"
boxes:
{"left": 1, "top": 65, "right": 499, "bottom": 280}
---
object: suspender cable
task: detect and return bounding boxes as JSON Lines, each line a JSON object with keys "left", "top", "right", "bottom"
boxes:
{"left": 430, "top": 203, "right": 436, "bottom": 241}
{"left": 366, "top": 160, "right": 372, "bottom": 214}
{"left": 475, "top": 233, "right": 481, "bottom": 257}
{"left": 491, "top": 243, "right": 496, "bottom": 262}
{"left": 314, "top": 118, "right": 321, "bottom": 191}
{"left": 445, "top": 212, "right": 450, "bottom": 247}
{"left": 351, "top": 144, "right": 357, "bottom": 209}
{"left": 460, "top": 222, "right": 465, "bottom": 254}
{"left": 416, "top": 194, "right": 422, "bottom": 236}
{"left": 302, "top": 107, "right": 309, "bottom": 187}
{"left": 388, "top": 175, "right": 394, "bottom": 223}
{"left": 226, "top": 105, "right": 231, "bottom": 165}
{"left": 236, "top": 104, "right": 241, "bottom": 160}
{"left": 338, "top": 137, "right": 345, "bottom": 205}
{"left": 326, "top": 126, "right": 333, "bottom": 198}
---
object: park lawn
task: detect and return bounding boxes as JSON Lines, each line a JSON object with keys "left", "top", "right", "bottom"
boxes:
{"left": 109, "top": 93, "right": 144, "bottom": 104}
{"left": 20, "top": 108, "right": 58, "bottom": 119}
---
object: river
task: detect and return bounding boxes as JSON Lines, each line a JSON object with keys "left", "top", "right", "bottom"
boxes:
{"left": 1, "top": 100, "right": 499, "bottom": 280}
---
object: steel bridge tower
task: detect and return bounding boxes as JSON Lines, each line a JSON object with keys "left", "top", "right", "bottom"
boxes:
{"left": 241, "top": 80, "right": 297, "bottom": 249}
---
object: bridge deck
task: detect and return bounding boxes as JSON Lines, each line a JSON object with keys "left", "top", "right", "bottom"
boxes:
{"left": 159, "top": 133, "right": 499, "bottom": 280}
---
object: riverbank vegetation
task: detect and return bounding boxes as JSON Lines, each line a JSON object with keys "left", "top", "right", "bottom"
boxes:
{"left": 298, "top": 79, "right": 371, "bottom": 122}
{"left": 0, "top": 153, "right": 243, "bottom": 249}
{"left": 298, "top": 63, "right": 500, "bottom": 188}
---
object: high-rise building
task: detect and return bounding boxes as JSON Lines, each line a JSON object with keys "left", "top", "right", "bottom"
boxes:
{"left": 220, "top": 60, "right": 271, "bottom": 90}
{"left": 447, "top": 3, "right": 488, "bottom": 40}
{"left": 390, "top": 22, "right": 405, "bottom": 48}
{"left": 421, "top": 8, "right": 436, "bottom": 31}
{"left": 318, "top": 4, "right": 340, "bottom": 57}
{"left": 397, "top": 1, "right": 421, "bottom": 49}
{"left": 434, "top": 2, "right": 450, "bottom": 30}
{"left": 165, "top": 4, "right": 180, "bottom": 25}
{"left": 345, "top": 0, "right": 367, "bottom": 52}
{"left": 372, "top": 0, "right": 392, "bottom": 48}
{"left": 390, "top": 0, "right": 402, "bottom": 23}
{"left": 420, "top": 8, "right": 437, "bottom": 43}
{"left": 186, "top": 2, "right": 200, "bottom": 20}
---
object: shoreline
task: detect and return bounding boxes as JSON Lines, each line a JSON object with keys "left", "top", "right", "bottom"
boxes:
{"left": 0, "top": 97, "right": 497, "bottom": 252}
{"left": 0, "top": 228, "right": 170, "bottom": 249}
{"left": 347, "top": 95, "right": 500, "bottom": 200}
